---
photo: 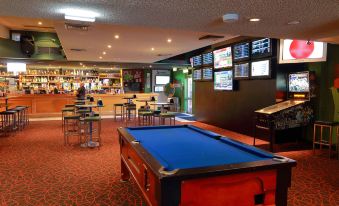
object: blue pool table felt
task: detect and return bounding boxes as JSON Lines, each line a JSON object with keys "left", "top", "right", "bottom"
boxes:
{"left": 126, "top": 125, "right": 274, "bottom": 171}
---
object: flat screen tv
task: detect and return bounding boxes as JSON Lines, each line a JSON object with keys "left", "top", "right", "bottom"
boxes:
{"left": 251, "top": 59, "right": 271, "bottom": 78}
{"left": 251, "top": 38, "right": 271, "bottom": 58}
{"left": 192, "top": 55, "right": 202, "bottom": 67}
{"left": 154, "top": 86, "right": 164, "bottom": 92}
{"left": 234, "top": 62, "right": 250, "bottom": 79}
{"left": 289, "top": 72, "right": 309, "bottom": 93}
{"left": 214, "top": 70, "right": 233, "bottom": 91}
{"left": 233, "top": 43, "right": 250, "bottom": 61}
{"left": 279, "top": 39, "right": 327, "bottom": 64}
{"left": 213, "top": 47, "right": 232, "bottom": 69}
{"left": 193, "top": 69, "right": 202, "bottom": 81}
{"left": 202, "top": 68, "right": 213, "bottom": 80}
{"left": 155, "top": 76, "right": 170, "bottom": 85}
{"left": 202, "top": 52, "right": 213, "bottom": 65}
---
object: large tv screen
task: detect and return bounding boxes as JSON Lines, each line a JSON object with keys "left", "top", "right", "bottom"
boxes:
{"left": 214, "top": 70, "right": 233, "bottom": 91}
{"left": 202, "top": 68, "right": 213, "bottom": 80}
{"left": 251, "top": 59, "right": 270, "bottom": 78}
{"left": 279, "top": 39, "right": 327, "bottom": 64}
{"left": 289, "top": 72, "right": 309, "bottom": 93}
{"left": 193, "top": 69, "right": 202, "bottom": 81}
{"left": 233, "top": 43, "right": 250, "bottom": 61}
{"left": 251, "top": 38, "right": 271, "bottom": 58}
{"left": 202, "top": 52, "right": 213, "bottom": 65}
{"left": 155, "top": 76, "right": 170, "bottom": 85}
{"left": 192, "top": 55, "right": 202, "bottom": 67}
{"left": 213, "top": 47, "right": 232, "bottom": 69}
{"left": 234, "top": 62, "right": 250, "bottom": 79}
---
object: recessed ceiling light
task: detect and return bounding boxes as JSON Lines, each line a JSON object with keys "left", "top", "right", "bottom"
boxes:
{"left": 79, "top": 62, "right": 83, "bottom": 65}
{"left": 102, "top": 51, "right": 106, "bottom": 55}
{"left": 287, "top": 20, "right": 300, "bottom": 25}
{"left": 61, "top": 8, "right": 98, "bottom": 22}
{"left": 38, "top": 21, "right": 42, "bottom": 25}
{"left": 249, "top": 18, "right": 261, "bottom": 22}
{"left": 151, "top": 47, "right": 155, "bottom": 51}
{"left": 99, "top": 56, "right": 103, "bottom": 59}
{"left": 149, "top": 65, "right": 152, "bottom": 68}
{"left": 107, "top": 45, "right": 112, "bottom": 48}
{"left": 114, "top": 35, "right": 119, "bottom": 39}
{"left": 167, "top": 38, "right": 172, "bottom": 43}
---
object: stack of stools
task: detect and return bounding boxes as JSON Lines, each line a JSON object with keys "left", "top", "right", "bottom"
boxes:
{"left": 61, "top": 106, "right": 75, "bottom": 131}
{"left": 113, "top": 103, "right": 124, "bottom": 121}
{"left": 159, "top": 112, "right": 176, "bottom": 125}
{"left": 138, "top": 110, "right": 154, "bottom": 126}
{"left": 0, "top": 110, "right": 17, "bottom": 136}
{"left": 124, "top": 104, "right": 137, "bottom": 126}
{"left": 81, "top": 116, "right": 102, "bottom": 147}
{"left": 313, "top": 120, "right": 339, "bottom": 158}
{"left": 64, "top": 114, "right": 81, "bottom": 145}
{"left": 12, "top": 106, "right": 27, "bottom": 131}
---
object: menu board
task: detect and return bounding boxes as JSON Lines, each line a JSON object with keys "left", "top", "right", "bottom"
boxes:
{"left": 233, "top": 43, "right": 249, "bottom": 61}
{"left": 234, "top": 63, "right": 250, "bottom": 79}
{"left": 202, "top": 52, "right": 213, "bottom": 65}
{"left": 202, "top": 68, "right": 213, "bottom": 80}
{"left": 192, "top": 55, "right": 202, "bottom": 67}
{"left": 193, "top": 69, "right": 202, "bottom": 81}
{"left": 214, "top": 70, "right": 233, "bottom": 90}
{"left": 213, "top": 47, "right": 232, "bottom": 69}
{"left": 251, "top": 38, "right": 271, "bottom": 58}
{"left": 289, "top": 72, "right": 309, "bottom": 92}
{"left": 251, "top": 60, "right": 270, "bottom": 78}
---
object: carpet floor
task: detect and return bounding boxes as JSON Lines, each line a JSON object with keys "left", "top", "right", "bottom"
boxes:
{"left": 0, "top": 119, "right": 338, "bottom": 206}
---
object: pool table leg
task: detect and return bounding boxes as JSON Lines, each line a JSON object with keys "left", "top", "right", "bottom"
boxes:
{"left": 121, "top": 159, "right": 130, "bottom": 182}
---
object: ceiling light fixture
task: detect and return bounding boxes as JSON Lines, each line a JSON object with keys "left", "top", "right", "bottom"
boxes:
{"left": 62, "top": 8, "right": 98, "bottom": 22}
{"left": 249, "top": 18, "right": 261, "bottom": 22}
{"left": 107, "top": 45, "right": 112, "bottom": 48}
{"left": 38, "top": 21, "right": 42, "bottom": 25}
{"left": 167, "top": 38, "right": 172, "bottom": 43}
{"left": 287, "top": 20, "right": 300, "bottom": 25}
{"left": 114, "top": 35, "right": 120, "bottom": 39}
{"left": 102, "top": 51, "right": 106, "bottom": 55}
{"left": 151, "top": 47, "right": 155, "bottom": 51}
{"left": 79, "top": 62, "right": 83, "bottom": 65}
{"left": 222, "top": 13, "right": 239, "bottom": 23}
{"left": 99, "top": 56, "right": 103, "bottom": 59}
{"left": 149, "top": 65, "right": 152, "bottom": 68}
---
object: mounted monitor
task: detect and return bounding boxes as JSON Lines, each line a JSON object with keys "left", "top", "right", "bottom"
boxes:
{"left": 279, "top": 39, "right": 327, "bottom": 64}
{"left": 234, "top": 62, "right": 250, "bottom": 80}
{"left": 251, "top": 59, "right": 271, "bottom": 79}
{"left": 155, "top": 76, "right": 170, "bottom": 85}
{"left": 251, "top": 38, "right": 271, "bottom": 59}
{"left": 202, "top": 68, "right": 213, "bottom": 81}
{"left": 193, "top": 69, "right": 202, "bottom": 81}
{"left": 214, "top": 70, "right": 233, "bottom": 91}
{"left": 192, "top": 55, "right": 202, "bottom": 67}
{"left": 233, "top": 42, "right": 250, "bottom": 62}
{"left": 202, "top": 52, "right": 213, "bottom": 66}
{"left": 213, "top": 47, "right": 232, "bottom": 69}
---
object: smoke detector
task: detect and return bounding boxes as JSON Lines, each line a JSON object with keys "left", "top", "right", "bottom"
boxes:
{"left": 222, "top": 13, "right": 239, "bottom": 23}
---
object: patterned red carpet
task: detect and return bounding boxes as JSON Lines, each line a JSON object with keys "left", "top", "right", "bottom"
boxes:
{"left": 0, "top": 120, "right": 338, "bottom": 206}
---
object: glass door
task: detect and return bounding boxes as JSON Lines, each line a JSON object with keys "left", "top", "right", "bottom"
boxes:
{"left": 186, "top": 76, "right": 193, "bottom": 114}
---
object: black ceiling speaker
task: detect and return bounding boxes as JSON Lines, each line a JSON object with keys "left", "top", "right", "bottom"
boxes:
{"left": 20, "top": 35, "right": 35, "bottom": 57}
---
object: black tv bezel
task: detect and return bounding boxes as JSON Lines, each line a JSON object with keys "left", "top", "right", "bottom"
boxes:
{"left": 213, "top": 46, "right": 233, "bottom": 69}
{"left": 192, "top": 55, "right": 203, "bottom": 68}
{"left": 233, "top": 61, "right": 250, "bottom": 80}
{"left": 250, "top": 59, "right": 271, "bottom": 79}
{"left": 193, "top": 69, "right": 202, "bottom": 81}
{"left": 213, "top": 69, "right": 234, "bottom": 91}
{"left": 288, "top": 71, "right": 310, "bottom": 93}
{"left": 201, "top": 67, "right": 213, "bottom": 81}
{"left": 251, "top": 38, "right": 272, "bottom": 59}
{"left": 233, "top": 42, "right": 250, "bottom": 62}
{"left": 202, "top": 52, "right": 214, "bottom": 66}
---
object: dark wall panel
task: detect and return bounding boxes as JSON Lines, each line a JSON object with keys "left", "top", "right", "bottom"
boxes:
{"left": 194, "top": 79, "right": 276, "bottom": 136}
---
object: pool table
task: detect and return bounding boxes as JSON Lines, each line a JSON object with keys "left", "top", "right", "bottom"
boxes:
{"left": 118, "top": 125, "right": 296, "bottom": 206}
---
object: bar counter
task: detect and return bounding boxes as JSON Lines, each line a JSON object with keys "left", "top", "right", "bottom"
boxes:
{"left": 6, "top": 93, "right": 158, "bottom": 117}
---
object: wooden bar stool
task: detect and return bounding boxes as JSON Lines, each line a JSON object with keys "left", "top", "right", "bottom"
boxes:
{"left": 64, "top": 115, "right": 81, "bottom": 145}
{"left": 138, "top": 111, "right": 154, "bottom": 126}
{"left": 159, "top": 113, "right": 176, "bottom": 125}
{"left": 313, "top": 121, "right": 339, "bottom": 158}
{"left": 113, "top": 103, "right": 124, "bottom": 121}
{"left": 82, "top": 116, "right": 102, "bottom": 147}
{"left": 62, "top": 107, "right": 75, "bottom": 131}
{"left": 124, "top": 104, "right": 137, "bottom": 126}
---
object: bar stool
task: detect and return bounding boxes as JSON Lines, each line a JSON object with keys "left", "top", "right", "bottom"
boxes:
{"left": 0, "top": 111, "right": 16, "bottom": 136}
{"left": 114, "top": 103, "right": 124, "bottom": 121}
{"left": 62, "top": 107, "right": 75, "bottom": 131}
{"left": 138, "top": 111, "right": 154, "bottom": 126}
{"left": 159, "top": 113, "right": 176, "bottom": 125}
{"left": 64, "top": 115, "right": 81, "bottom": 145}
{"left": 12, "top": 107, "right": 25, "bottom": 131}
{"left": 124, "top": 104, "right": 137, "bottom": 126}
{"left": 313, "top": 121, "right": 339, "bottom": 158}
{"left": 82, "top": 116, "right": 102, "bottom": 147}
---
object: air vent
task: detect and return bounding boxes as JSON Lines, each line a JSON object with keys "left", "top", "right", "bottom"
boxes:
{"left": 157, "top": 54, "right": 172, "bottom": 57}
{"left": 70, "top": 48, "right": 87, "bottom": 52}
{"left": 199, "top": 35, "right": 224, "bottom": 41}
{"left": 65, "top": 23, "right": 89, "bottom": 31}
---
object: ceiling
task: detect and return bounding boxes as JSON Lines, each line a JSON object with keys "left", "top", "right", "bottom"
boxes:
{"left": 0, "top": 0, "right": 338, "bottom": 63}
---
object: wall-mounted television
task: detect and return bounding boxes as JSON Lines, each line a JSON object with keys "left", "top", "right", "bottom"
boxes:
{"left": 279, "top": 39, "right": 327, "bottom": 64}
{"left": 288, "top": 71, "right": 309, "bottom": 93}
{"left": 154, "top": 85, "right": 164, "bottom": 92}
{"left": 251, "top": 59, "right": 271, "bottom": 78}
{"left": 233, "top": 43, "right": 250, "bottom": 61}
{"left": 213, "top": 47, "right": 232, "bottom": 69}
{"left": 192, "top": 55, "right": 202, "bottom": 67}
{"left": 214, "top": 70, "right": 233, "bottom": 91}
{"left": 202, "top": 68, "right": 213, "bottom": 81}
{"left": 193, "top": 69, "right": 202, "bottom": 81}
{"left": 234, "top": 62, "right": 250, "bottom": 79}
{"left": 202, "top": 52, "right": 213, "bottom": 65}
{"left": 155, "top": 76, "right": 170, "bottom": 85}
{"left": 251, "top": 38, "right": 271, "bottom": 59}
